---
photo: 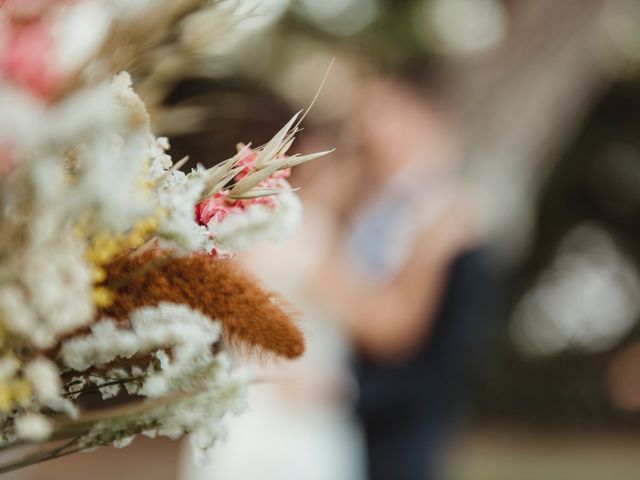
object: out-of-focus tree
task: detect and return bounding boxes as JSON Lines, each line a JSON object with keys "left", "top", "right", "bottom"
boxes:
{"left": 439, "top": 0, "right": 631, "bottom": 259}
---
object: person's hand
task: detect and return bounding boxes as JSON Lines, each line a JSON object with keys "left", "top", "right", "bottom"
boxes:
{"left": 414, "top": 184, "right": 479, "bottom": 265}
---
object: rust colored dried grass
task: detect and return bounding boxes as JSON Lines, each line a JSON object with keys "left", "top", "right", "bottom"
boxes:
{"left": 100, "top": 249, "right": 304, "bottom": 359}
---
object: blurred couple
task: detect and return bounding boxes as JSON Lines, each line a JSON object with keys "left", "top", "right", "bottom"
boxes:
{"left": 182, "top": 74, "right": 495, "bottom": 480}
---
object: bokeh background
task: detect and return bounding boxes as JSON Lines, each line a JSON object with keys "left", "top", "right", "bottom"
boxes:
{"left": 11, "top": 0, "right": 640, "bottom": 479}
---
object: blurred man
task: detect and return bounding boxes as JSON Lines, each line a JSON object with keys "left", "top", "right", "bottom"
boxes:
{"left": 313, "top": 77, "right": 496, "bottom": 480}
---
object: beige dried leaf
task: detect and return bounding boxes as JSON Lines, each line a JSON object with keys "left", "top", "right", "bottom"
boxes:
{"left": 229, "top": 159, "right": 285, "bottom": 196}
{"left": 229, "top": 188, "right": 299, "bottom": 200}
{"left": 253, "top": 111, "right": 301, "bottom": 168}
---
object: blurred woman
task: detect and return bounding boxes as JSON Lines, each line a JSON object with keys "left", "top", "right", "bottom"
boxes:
{"left": 180, "top": 141, "right": 366, "bottom": 480}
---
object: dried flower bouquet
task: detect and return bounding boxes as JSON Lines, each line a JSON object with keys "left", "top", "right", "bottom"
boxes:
{"left": 0, "top": 0, "right": 330, "bottom": 472}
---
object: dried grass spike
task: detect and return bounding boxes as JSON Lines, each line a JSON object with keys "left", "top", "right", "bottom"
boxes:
{"left": 102, "top": 249, "right": 305, "bottom": 359}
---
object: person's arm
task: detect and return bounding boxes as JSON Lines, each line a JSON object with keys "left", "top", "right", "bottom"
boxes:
{"left": 312, "top": 196, "right": 473, "bottom": 361}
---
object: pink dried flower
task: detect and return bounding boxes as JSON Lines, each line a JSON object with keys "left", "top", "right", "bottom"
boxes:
{"left": 233, "top": 144, "right": 257, "bottom": 181}
{"left": 0, "top": 18, "right": 60, "bottom": 99}
{"left": 195, "top": 191, "right": 240, "bottom": 226}
{"left": 233, "top": 144, "right": 292, "bottom": 182}
{"left": 246, "top": 195, "right": 277, "bottom": 209}
{"left": 271, "top": 167, "right": 291, "bottom": 180}
{"left": 195, "top": 144, "right": 294, "bottom": 229}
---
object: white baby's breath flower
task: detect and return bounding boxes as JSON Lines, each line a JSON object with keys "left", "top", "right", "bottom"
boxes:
{"left": 146, "top": 135, "right": 173, "bottom": 179}
{"left": 15, "top": 414, "right": 52, "bottom": 442}
{"left": 0, "top": 287, "right": 40, "bottom": 346}
{"left": 24, "top": 358, "right": 62, "bottom": 404}
{"left": 60, "top": 304, "right": 223, "bottom": 398}
{"left": 80, "top": 373, "right": 247, "bottom": 461}
{"left": 65, "top": 376, "right": 87, "bottom": 400}
{"left": 142, "top": 376, "right": 169, "bottom": 397}
{"left": 208, "top": 188, "right": 302, "bottom": 251}
{"left": 7, "top": 232, "right": 95, "bottom": 349}
{"left": 96, "top": 378, "right": 122, "bottom": 400}
{"left": 124, "top": 367, "right": 146, "bottom": 395}
{"left": 154, "top": 350, "right": 170, "bottom": 370}
{"left": 0, "top": 356, "right": 19, "bottom": 382}
{"left": 112, "top": 436, "right": 135, "bottom": 448}
{"left": 156, "top": 168, "right": 214, "bottom": 253}
{"left": 60, "top": 304, "right": 220, "bottom": 371}
{"left": 47, "top": 397, "right": 79, "bottom": 420}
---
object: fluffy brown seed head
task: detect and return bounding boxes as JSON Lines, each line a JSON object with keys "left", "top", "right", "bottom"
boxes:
{"left": 101, "top": 249, "right": 305, "bottom": 359}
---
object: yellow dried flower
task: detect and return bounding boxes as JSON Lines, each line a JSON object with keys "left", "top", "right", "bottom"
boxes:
{"left": 91, "top": 266, "right": 107, "bottom": 284}
{"left": 84, "top": 213, "right": 161, "bottom": 267}
{"left": 0, "top": 388, "right": 11, "bottom": 412}
{"left": 11, "top": 379, "right": 31, "bottom": 406}
{"left": 92, "top": 286, "right": 114, "bottom": 308}
{"left": 0, "top": 379, "right": 32, "bottom": 412}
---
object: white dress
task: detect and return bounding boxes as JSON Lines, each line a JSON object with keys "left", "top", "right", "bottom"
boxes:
{"left": 179, "top": 205, "right": 365, "bottom": 480}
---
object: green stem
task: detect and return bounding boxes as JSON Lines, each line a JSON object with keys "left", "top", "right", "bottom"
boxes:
{"left": 63, "top": 376, "right": 143, "bottom": 399}
{"left": 0, "top": 436, "right": 82, "bottom": 475}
